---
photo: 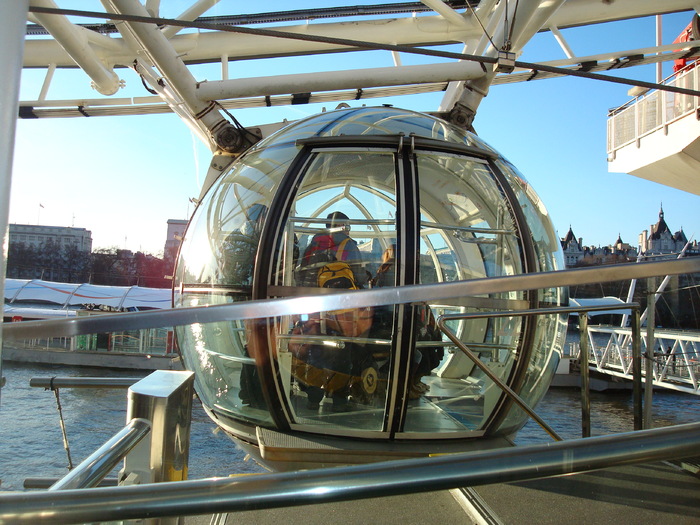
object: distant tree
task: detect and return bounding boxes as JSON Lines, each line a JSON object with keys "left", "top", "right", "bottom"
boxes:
{"left": 62, "top": 244, "right": 91, "bottom": 283}
{"left": 88, "top": 247, "right": 168, "bottom": 287}
{"left": 37, "top": 239, "right": 62, "bottom": 281}
{"left": 89, "top": 248, "right": 121, "bottom": 285}
{"left": 6, "top": 242, "right": 38, "bottom": 279}
{"left": 132, "top": 251, "right": 169, "bottom": 288}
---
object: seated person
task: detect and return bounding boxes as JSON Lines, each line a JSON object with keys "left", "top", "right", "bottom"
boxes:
{"left": 288, "top": 255, "right": 386, "bottom": 411}
{"left": 288, "top": 305, "right": 388, "bottom": 411}
{"left": 370, "top": 244, "right": 443, "bottom": 399}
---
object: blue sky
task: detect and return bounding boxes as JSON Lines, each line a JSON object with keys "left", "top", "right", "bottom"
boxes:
{"left": 10, "top": 5, "right": 699, "bottom": 255}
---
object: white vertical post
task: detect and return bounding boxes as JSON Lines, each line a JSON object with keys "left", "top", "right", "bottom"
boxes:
{"left": 0, "top": 1, "right": 29, "bottom": 400}
{"left": 221, "top": 53, "right": 229, "bottom": 80}
{"left": 655, "top": 15, "right": 663, "bottom": 84}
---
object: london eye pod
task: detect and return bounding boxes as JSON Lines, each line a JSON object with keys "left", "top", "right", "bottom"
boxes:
{"left": 173, "top": 106, "right": 568, "bottom": 471}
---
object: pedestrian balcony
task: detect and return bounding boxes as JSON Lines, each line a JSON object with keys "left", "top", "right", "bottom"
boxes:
{"left": 607, "top": 64, "right": 700, "bottom": 196}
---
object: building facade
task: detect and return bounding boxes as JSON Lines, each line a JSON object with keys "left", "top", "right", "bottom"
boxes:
{"left": 9, "top": 224, "right": 92, "bottom": 252}
{"left": 163, "top": 219, "right": 188, "bottom": 276}
{"left": 561, "top": 228, "right": 638, "bottom": 268}
{"left": 639, "top": 206, "right": 694, "bottom": 256}
{"left": 562, "top": 206, "right": 697, "bottom": 268}
{"left": 7, "top": 224, "right": 93, "bottom": 281}
{"left": 561, "top": 226, "right": 585, "bottom": 267}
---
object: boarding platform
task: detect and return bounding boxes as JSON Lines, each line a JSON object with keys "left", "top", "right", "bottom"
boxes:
{"left": 185, "top": 460, "right": 700, "bottom": 525}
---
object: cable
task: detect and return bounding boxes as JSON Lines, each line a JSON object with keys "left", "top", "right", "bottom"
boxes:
{"left": 507, "top": 0, "right": 521, "bottom": 51}
{"left": 214, "top": 102, "right": 262, "bottom": 145}
{"left": 27, "top": 5, "right": 700, "bottom": 99}
{"left": 26, "top": 2, "right": 476, "bottom": 35}
{"left": 48, "top": 378, "right": 74, "bottom": 471}
{"left": 465, "top": 1, "right": 497, "bottom": 52}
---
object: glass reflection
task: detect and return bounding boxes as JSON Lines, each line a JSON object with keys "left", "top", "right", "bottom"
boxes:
{"left": 173, "top": 107, "right": 568, "bottom": 452}
{"left": 267, "top": 151, "right": 397, "bottom": 433}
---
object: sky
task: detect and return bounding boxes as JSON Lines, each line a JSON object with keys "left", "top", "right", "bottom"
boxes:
{"left": 9, "top": 3, "right": 700, "bottom": 255}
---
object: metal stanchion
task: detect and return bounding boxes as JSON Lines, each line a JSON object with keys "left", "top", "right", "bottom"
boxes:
{"left": 631, "top": 310, "right": 643, "bottom": 430}
{"left": 644, "top": 278, "right": 655, "bottom": 429}
{"left": 579, "top": 314, "right": 590, "bottom": 438}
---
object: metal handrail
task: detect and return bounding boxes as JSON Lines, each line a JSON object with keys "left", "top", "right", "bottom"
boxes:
{"left": 2, "top": 258, "right": 698, "bottom": 342}
{"left": 437, "top": 303, "right": 641, "bottom": 441}
{"left": 49, "top": 418, "right": 151, "bottom": 491}
{"left": 1, "top": 421, "right": 699, "bottom": 524}
{"left": 29, "top": 377, "right": 142, "bottom": 389}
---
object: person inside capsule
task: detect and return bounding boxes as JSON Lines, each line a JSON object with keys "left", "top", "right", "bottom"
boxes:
{"left": 287, "top": 211, "right": 392, "bottom": 412}
{"left": 371, "top": 243, "right": 442, "bottom": 399}
{"left": 296, "top": 211, "right": 367, "bottom": 288}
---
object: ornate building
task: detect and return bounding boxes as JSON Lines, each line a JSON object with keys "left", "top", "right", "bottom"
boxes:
{"left": 639, "top": 206, "right": 691, "bottom": 256}
{"left": 561, "top": 226, "right": 585, "bottom": 267}
{"left": 561, "top": 228, "right": 637, "bottom": 268}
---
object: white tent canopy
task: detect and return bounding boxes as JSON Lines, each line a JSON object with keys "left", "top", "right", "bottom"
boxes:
{"left": 569, "top": 297, "right": 632, "bottom": 317}
{"left": 4, "top": 279, "right": 171, "bottom": 310}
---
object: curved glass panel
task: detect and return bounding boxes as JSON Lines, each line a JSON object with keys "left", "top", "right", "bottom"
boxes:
{"left": 174, "top": 144, "right": 298, "bottom": 428}
{"left": 402, "top": 151, "right": 525, "bottom": 435}
{"left": 491, "top": 159, "right": 567, "bottom": 435}
{"left": 247, "top": 107, "right": 493, "bottom": 151}
{"left": 173, "top": 107, "right": 569, "bottom": 454}
{"left": 265, "top": 149, "right": 398, "bottom": 436}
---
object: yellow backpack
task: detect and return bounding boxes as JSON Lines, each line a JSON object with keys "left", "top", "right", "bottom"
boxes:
{"left": 317, "top": 261, "right": 358, "bottom": 289}
{"left": 315, "top": 237, "right": 358, "bottom": 289}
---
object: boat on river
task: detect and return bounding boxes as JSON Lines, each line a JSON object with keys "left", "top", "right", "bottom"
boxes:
{"left": 3, "top": 279, "right": 180, "bottom": 370}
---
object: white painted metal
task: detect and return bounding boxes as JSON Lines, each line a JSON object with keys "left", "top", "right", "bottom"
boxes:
{"left": 547, "top": 0, "right": 700, "bottom": 28}
{"left": 420, "top": 0, "right": 470, "bottom": 30}
{"left": 582, "top": 326, "right": 700, "bottom": 395}
{"left": 0, "top": 0, "right": 29, "bottom": 389}
{"left": 608, "top": 65, "right": 700, "bottom": 195}
{"left": 106, "top": 0, "right": 229, "bottom": 151}
{"left": 13, "top": 1, "right": 700, "bottom": 194}
{"left": 22, "top": 1, "right": 700, "bottom": 69}
{"left": 160, "top": 0, "right": 221, "bottom": 39}
{"left": 440, "top": 0, "right": 567, "bottom": 125}
{"left": 30, "top": 0, "right": 121, "bottom": 95}
{"left": 549, "top": 26, "right": 575, "bottom": 59}
{"left": 195, "top": 61, "right": 486, "bottom": 101}
{"left": 38, "top": 63, "right": 56, "bottom": 100}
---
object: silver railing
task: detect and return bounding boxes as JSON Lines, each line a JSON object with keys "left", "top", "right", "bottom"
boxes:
{"left": 3, "top": 259, "right": 698, "bottom": 342}
{"left": 15, "top": 371, "right": 194, "bottom": 524}
{"left": 1, "top": 421, "right": 699, "bottom": 524}
{"left": 437, "top": 303, "right": 643, "bottom": 440}
{"left": 49, "top": 418, "right": 151, "bottom": 491}
{"left": 607, "top": 64, "right": 700, "bottom": 155}
{"left": 29, "top": 377, "right": 141, "bottom": 389}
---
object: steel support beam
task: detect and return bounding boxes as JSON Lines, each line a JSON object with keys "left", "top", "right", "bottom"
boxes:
{"left": 30, "top": 0, "right": 121, "bottom": 95}
{"left": 0, "top": 0, "right": 29, "bottom": 402}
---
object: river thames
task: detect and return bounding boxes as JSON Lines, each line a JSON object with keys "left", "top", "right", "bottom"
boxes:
{"left": 1, "top": 361, "right": 700, "bottom": 492}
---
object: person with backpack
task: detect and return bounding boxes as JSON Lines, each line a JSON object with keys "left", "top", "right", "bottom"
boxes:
{"left": 297, "top": 211, "right": 366, "bottom": 288}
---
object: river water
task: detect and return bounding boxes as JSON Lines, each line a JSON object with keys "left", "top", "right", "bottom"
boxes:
{"left": 1, "top": 361, "right": 700, "bottom": 492}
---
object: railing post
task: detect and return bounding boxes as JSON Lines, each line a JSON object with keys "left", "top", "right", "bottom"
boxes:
{"left": 578, "top": 314, "right": 591, "bottom": 438}
{"left": 644, "top": 278, "right": 655, "bottom": 429}
{"left": 631, "top": 309, "right": 642, "bottom": 430}
{"left": 121, "top": 370, "right": 195, "bottom": 485}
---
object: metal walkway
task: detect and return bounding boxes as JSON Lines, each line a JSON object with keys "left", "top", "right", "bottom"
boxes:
{"left": 473, "top": 461, "right": 700, "bottom": 525}
{"left": 570, "top": 326, "right": 700, "bottom": 395}
{"left": 183, "top": 460, "right": 700, "bottom": 525}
